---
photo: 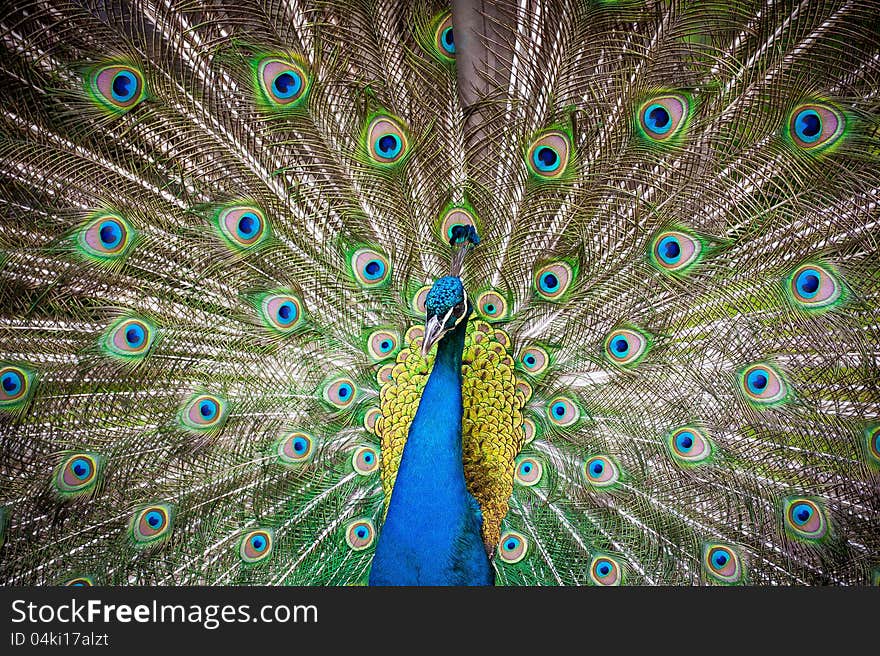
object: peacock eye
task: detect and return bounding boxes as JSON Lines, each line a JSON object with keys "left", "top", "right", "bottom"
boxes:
{"left": 783, "top": 498, "right": 828, "bottom": 541}
{"left": 603, "top": 328, "right": 649, "bottom": 367}
{"left": 0, "top": 365, "right": 33, "bottom": 408}
{"left": 583, "top": 455, "right": 620, "bottom": 488}
{"left": 352, "top": 446, "right": 379, "bottom": 475}
{"left": 534, "top": 261, "right": 575, "bottom": 300}
{"left": 589, "top": 555, "right": 623, "bottom": 586}
{"left": 366, "top": 115, "right": 409, "bottom": 166}
{"left": 259, "top": 292, "right": 304, "bottom": 333}
{"left": 345, "top": 519, "right": 375, "bottom": 551}
{"left": 638, "top": 94, "right": 689, "bottom": 141}
{"left": 239, "top": 529, "right": 274, "bottom": 563}
{"left": 514, "top": 457, "right": 543, "bottom": 486}
{"left": 131, "top": 504, "right": 172, "bottom": 544}
{"left": 786, "top": 263, "right": 842, "bottom": 310}
{"left": 89, "top": 64, "right": 146, "bottom": 112}
{"left": 215, "top": 205, "right": 268, "bottom": 250}
{"left": 78, "top": 214, "right": 135, "bottom": 261}
{"left": 476, "top": 290, "right": 508, "bottom": 321}
{"left": 650, "top": 229, "right": 703, "bottom": 273}
{"left": 324, "top": 377, "right": 357, "bottom": 409}
{"left": 519, "top": 346, "right": 549, "bottom": 376}
{"left": 526, "top": 130, "right": 571, "bottom": 179}
{"left": 276, "top": 431, "right": 315, "bottom": 464}
{"left": 180, "top": 393, "right": 227, "bottom": 431}
{"left": 103, "top": 317, "right": 154, "bottom": 359}
{"left": 55, "top": 453, "right": 100, "bottom": 496}
{"left": 788, "top": 103, "right": 844, "bottom": 150}
{"left": 703, "top": 543, "right": 743, "bottom": 584}
{"left": 497, "top": 530, "right": 528, "bottom": 563}
{"left": 666, "top": 426, "right": 713, "bottom": 466}
{"left": 739, "top": 363, "right": 788, "bottom": 406}
{"left": 257, "top": 58, "right": 309, "bottom": 108}
{"left": 351, "top": 248, "right": 391, "bottom": 287}
{"left": 435, "top": 13, "right": 455, "bottom": 58}
{"left": 547, "top": 396, "right": 580, "bottom": 427}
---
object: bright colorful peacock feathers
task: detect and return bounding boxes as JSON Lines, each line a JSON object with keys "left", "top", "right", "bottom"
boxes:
{"left": 1, "top": 0, "right": 879, "bottom": 586}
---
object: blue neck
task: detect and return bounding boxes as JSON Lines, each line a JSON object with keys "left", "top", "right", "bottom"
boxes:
{"left": 369, "top": 318, "right": 494, "bottom": 585}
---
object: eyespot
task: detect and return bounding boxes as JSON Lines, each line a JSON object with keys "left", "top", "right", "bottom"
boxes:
{"left": 786, "top": 263, "right": 842, "bottom": 310}
{"left": 435, "top": 13, "right": 455, "bottom": 58}
{"left": 54, "top": 453, "right": 100, "bottom": 496}
{"left": 88, "top": 64, "right": 146, "bottom": 112}
{"left": 519, "top": 346, "right": 549, "bottom": 377}
{"left": 604, "top": 328, "right": 649, "bottom": 367}
{"left": 363, "top": 408, "right": 381, "bottom": 434}
{"left": 788, "top": 103, "right": 844, "bottom": 150}
{"left": 345, "top": 518, "right": 375, "bottom": 551}
{"left": 783, "top": 498, "right": 828, "bottom": 541}
{"left": 376, "top": 364, "right": 394, "bottom": 386}
{"left": 534, "top": 261, "right": 574, "bottom": 300}
{"left": 78, "top": 214, "right": 134, "bottom": 261}
{"left": 438, "top": 206, "right": 476, "bottom": 242}
{"left": 497, "top": 530, "right": 528, "bottom": 563}
{"left": 215, "top": 205, "right": 268, "bottom": 250}
{"left": 131, "top": 504, "right": 172, "bottom": 545}
{"left": 666, "top": 426, "right": 713, "bottom": 467}
{"left": 739, "top": 363, "right": 788, "bottom": 406}
{"left": 514, "top": 457, "right": 543, "bottom": 486}
{"left": 277, "top": 432, "right": 315, "bottom": 464}
{"left": 589, "top": 555, "right": 623, "bottom": 586}
{"left": 702, "top": 543, "right": 744, "bottom": 584}
{"left": 411, "top": 285, "right": 431, "bottom": 314}
{"left": 324, "top": 377, "right": 357, "bottom": 409}
{"left": 638, "top": 93, "right": 689, "bottom": 142}
{"left": 256, "top": 58, "right": 309, "bottom": 108}
{"left": 650, "top": 229, "right": 703, "bottom": 273}
{"left": 516, "top": 379, "right": 533, "bottom": 402}
{"left": 547, "top": 396, "right": 579, "bottom": 427}
{"left": 259, "top": 293, "right": 304, "bottom": 333}
{"left": 64, "top": 577, "right": 94, "bottom": 586}
{"left": 522, "top": 418, "right": 537, "bottom": 444}
{"left": 102, "top": 317, "right": 154, "bottom": 359}
{"left": 367, "top": 329, "right": 400, "bottom": 362}
{"left": 0, "top": 365, "right": 34, "bottom": 409}
{"left": 864, "top": 425, "right": 880, "bottom": 469}
{"left": 180, "top": 394, "right": 227, "bottom": 431}
{"left": 583, "top": 456, "right": 620, "bottom": 489}
{"left": 365, "top": 115, "right": 409, "bottom": 166}
{"left": 526, "top": 130, "right": 571, "bottom": 179}
{"left": 476, "top": 290, "right": 508, "bottom": 321}
{"left": 351, "top": 248, "right": 391, "bottom": 287}
{"left": 239, "top": 529, "right": 273, "bottom": 563}
{"left": 348, "top": 445, "right": 379, "bottom": 475}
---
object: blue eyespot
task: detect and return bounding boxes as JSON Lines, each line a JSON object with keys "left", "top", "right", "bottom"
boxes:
{"left": 337, "top": 383, "right": 352, "bottom": 399}
{"left": 276, "top": 301, "right": 297, "bottom": 325}
{"left": 657, "top": 235, "right": 681, "bottom": 264}
{"left": 675, "top": 431, "right": 694, "bottom": 453}
{"left": 363, "top": 259, "right": 385, "bottom": 281}
{"left": 111, "top": 70, "right": 138, "bottom": 102}
{"left": 713, "top": 551, "right": 729, "bottom": 567}
{"left": 250, "top": 535, "right": 267, "bottom": 551}
{"left": 794, "top": 109, "right": 822, "bottom": 143}
{"left": 376, "top": 134, "right": 402, "bottom": 159}
{"left": 99, "top": 220, "right": 123, "bottom": 248}
{"left": 552, "top": 402, "right": 566, "bottom": 417}
{"left": 591, "top": 461, "right": 604, "bottom": 475}
{"left": 236, "top": 212, "right": 261, "bottom": 240}
{"left": 792, "top": 503, "right": 813, "bottom": 525}
{"left": 644, "top": 103, "right": 672, "bottom": 134}
{"left": 272, "top": 71, "right": 302, "bottom": 99}
{"left": 747, "top": 369, "right": 768, "bottom": 394}
{"left": 539, "top": 272, "right": 560, "bottom": 294}
{"left": 146, "top": 511, "right": 164, "bottom": 529}
{"left": 199, "top": 399, "right": 218, "bottom": 420}
{"left": 795, "top": 269, "right": 820, "bottom": 299}
{"left": 532, "top": 146, "right": 559, "bottom": 172}
{"left": 2, "top": 371, "right": 22, "bottom": 395}
{"left": 610, "top": 335, "right": 630, "bottom": 357}
{"left": 124, "top": 324, "right": 145, "bottom": 348}
{"left": 71, "top": 458, "right": 91, "bottom": 480}
{"left": 441, "top": 26, "right": 455, "bottom": 54}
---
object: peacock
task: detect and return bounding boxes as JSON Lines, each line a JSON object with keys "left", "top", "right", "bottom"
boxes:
{"left": 0, "top": 0, "right": 879, "bottom": 587}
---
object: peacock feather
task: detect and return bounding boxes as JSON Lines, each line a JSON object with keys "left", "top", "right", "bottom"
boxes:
{"left": 1, "top": 0, "right": 879, "bottom": 586}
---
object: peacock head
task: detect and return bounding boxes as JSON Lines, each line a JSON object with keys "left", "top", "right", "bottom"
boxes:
{"left": 423, "top": 276, "right": 470, "bottom": 355}
{"left": 421, "top": 224, "right": 480, "bottom": 355}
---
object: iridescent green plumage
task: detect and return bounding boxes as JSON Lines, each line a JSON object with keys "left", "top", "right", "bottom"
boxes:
{"left": 0, "top": 0, "right": 878, "bottom": 586}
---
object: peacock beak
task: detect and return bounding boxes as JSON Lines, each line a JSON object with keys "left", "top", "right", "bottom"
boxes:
{"left": 422, "top": 315, "right": 446, "bottom": 356}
